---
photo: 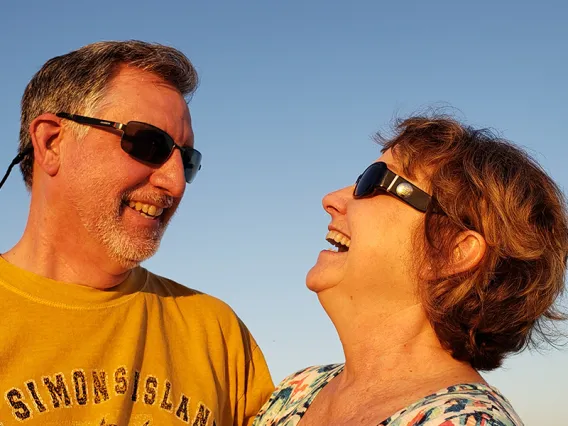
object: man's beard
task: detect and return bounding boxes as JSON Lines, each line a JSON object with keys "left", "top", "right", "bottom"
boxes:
{"left": 78, "top": 193, "right": 175, "bottom": 269}
{"left": 96, "top": 209, "right": 166, "bottom": 268}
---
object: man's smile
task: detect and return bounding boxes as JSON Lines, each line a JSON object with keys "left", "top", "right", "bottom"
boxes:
{"left": 126, "top": 201, "right": 165, "bottom": 219}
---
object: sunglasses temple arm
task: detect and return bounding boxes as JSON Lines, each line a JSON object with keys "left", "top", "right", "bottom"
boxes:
{"left": 0, "top": 149, "right": 32, "bottom": 190}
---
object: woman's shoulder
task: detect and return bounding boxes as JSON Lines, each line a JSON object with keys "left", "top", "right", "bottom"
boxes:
{"left": 383, "top": 383, "right": 524, "bottom": 426}
{"left": 253, "top": 364, "right": 344, "bottom": 426}
{"left": 279, "top": 363, "right": 344, "bottom": 390}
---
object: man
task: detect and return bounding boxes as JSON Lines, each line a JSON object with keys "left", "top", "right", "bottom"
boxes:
{"left": 0, "top": 40, "right": 273, "bottom": 425}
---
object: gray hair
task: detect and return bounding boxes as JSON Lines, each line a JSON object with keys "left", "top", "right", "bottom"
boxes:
{"left": 19, "top": 40, "right": 199, "bottom": 189}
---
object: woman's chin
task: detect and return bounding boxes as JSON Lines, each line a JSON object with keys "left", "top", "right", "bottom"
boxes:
{"left": 306, "top": 263, "right": 338, "bottom": 294}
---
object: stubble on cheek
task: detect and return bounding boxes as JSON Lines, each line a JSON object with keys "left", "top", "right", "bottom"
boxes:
{"left": 98, "top": 198, "right": 166, "bottom": 266}
{"left": 72, "top": 181, "right": 152, "bottom": 266}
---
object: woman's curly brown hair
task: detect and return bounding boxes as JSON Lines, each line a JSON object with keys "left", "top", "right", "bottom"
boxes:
{"left": 380, "top": 115, "right": 568, "bottom": 371}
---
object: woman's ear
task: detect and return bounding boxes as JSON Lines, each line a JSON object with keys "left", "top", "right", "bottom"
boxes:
{"left": 444, "top": 230, "right": 487, "bottom": 276}
{"left": 29, "top": 113, "right": 64, "bottom": 178}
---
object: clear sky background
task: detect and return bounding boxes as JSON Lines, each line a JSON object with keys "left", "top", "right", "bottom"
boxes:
{"left": 1, "top": 1, "right": 567, "bottom": 424}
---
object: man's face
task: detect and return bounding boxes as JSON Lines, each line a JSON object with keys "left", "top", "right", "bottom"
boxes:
{"left": 57, "top": 67, "right": 193, "bottom": 269}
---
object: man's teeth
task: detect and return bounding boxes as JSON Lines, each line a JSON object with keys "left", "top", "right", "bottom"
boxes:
{"left": 128, "top": 201, "right": 164, "bottom": 218}
{"left": 325, "top": 230, "right": 351, "bottom": 252}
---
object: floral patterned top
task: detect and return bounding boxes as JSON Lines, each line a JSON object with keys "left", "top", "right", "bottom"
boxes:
{"left": 253, "top": 364, "right": 524, "bottom": 426}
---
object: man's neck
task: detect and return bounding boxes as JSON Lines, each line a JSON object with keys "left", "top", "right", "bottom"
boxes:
{"left": 4, "top": 218, "right": 131, "bottom": 290}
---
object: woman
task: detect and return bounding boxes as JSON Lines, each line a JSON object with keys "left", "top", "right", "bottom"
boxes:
{"left": 254, "top": 116, "right": 568, "bottom": 425}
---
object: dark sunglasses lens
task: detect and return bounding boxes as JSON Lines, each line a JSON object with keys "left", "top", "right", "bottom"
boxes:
{"left": 354, "top": 163, "right": 387, "bottom": 198}
{"left": 181, "top": 148, "right": 202, "bottom": 183}
{"left": 121, "top": 123, "right": 173, "bottom": 165}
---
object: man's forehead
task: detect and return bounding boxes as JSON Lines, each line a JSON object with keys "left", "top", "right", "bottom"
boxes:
{"left": 108, "top": 65, "right": 172, "bottom": 86}
{"left": 89, "top": 65, "right": 191, "bottom": 135}
{"left": 101, "top": 67, "right": 186, "bottom": 108}
{"left": 99, "top": 69, "right": 189, "bottom": 115}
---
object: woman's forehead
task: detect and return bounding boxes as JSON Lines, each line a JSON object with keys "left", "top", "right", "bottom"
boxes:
{"left": 377, "top": 148, "right": 433, "bottom": 191}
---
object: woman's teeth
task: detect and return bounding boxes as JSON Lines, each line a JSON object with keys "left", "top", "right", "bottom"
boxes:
{"left": 325, "top": 230, "right": 351, "bottom": 252}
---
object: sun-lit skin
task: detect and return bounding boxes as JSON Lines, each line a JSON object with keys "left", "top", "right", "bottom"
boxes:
{"left": 307, "top": 149, "right": 424, "bottom": 309}
{"left": 300, "top": 149, "right": 484, "bottom": 425}
{"left": 3, "top": 67, "right": 193, "bottom": 289}
{"left": 306, "top": 150, "right": 437, "bottom": 356}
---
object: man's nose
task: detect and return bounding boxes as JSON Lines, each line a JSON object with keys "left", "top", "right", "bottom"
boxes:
{"left": 148, "top": 148, "right": 186, "bottom": 198}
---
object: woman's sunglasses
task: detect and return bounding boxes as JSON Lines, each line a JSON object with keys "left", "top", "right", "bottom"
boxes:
{"left": 57, "top": 112, "right": 202, "bottom": 183}
{"left": 354, "top": 162, "right": 433, "bottom": 212}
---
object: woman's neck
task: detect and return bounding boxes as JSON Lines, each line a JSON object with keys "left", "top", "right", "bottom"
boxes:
{"left": 319, "top": 293, "right": 482, "bottom": 387}
{"left": 298, "top": 295, "right": 484, "bottom": 426}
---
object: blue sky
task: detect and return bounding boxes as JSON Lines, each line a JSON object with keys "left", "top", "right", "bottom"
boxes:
{"left": 1, "top": 1, "right": 567, "bottom": 424}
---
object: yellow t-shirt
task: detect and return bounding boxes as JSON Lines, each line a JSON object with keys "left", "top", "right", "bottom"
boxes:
{"left": 0, "top": 257, "right": 274, "bottom": 426}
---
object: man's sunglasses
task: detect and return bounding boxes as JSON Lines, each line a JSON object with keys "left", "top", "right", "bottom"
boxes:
{"left": 354, "top": 162, "right": 433, "bottom": 213}
{"left": 0, "top": 112, "right": 202, "bottom": 191}
{"left": 57, "top": 112, "right": 202, "bottom": 183}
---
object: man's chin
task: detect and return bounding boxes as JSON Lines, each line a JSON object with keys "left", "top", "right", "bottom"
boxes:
{"left": 105, "top": 235, "right": 162, "bottom": 270}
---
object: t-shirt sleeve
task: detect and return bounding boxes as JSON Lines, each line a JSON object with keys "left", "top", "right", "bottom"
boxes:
{"left": 238, "top": 343, "right": 275, "bottom": 426}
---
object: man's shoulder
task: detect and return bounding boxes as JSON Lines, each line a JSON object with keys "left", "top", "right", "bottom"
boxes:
{"left": 141, "top": 268, "right": 244, "bottom": 325}
{"left": 143, "top": 267, "right": 229, "bottom": 303}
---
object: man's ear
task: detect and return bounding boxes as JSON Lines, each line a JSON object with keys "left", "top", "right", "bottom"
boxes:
{"left": 29, "top": 113, "right": 64, "bottom": 178}
{"left": 444, "top": 230, "right": 487, "bottom": 276}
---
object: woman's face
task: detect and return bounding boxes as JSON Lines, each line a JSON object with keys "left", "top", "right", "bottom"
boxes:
{"left": 306, "top": 149, "right": 430, "bottom": 305}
